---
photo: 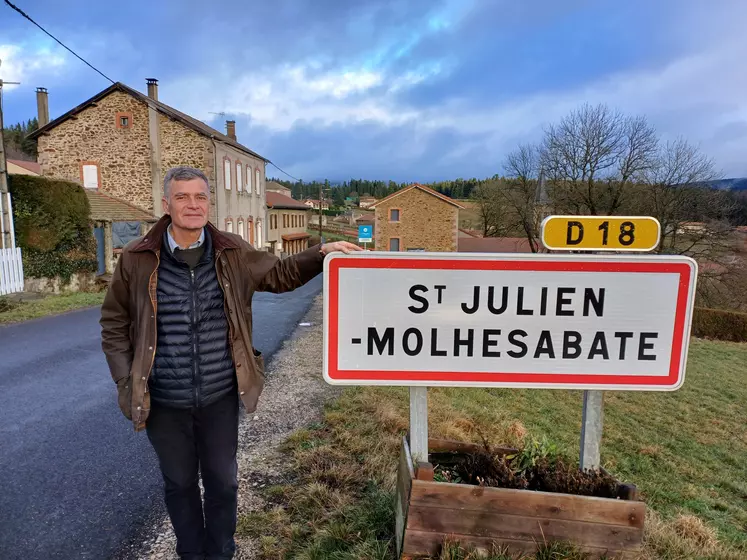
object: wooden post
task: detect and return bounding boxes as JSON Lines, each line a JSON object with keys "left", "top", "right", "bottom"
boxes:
{"left": 409, "top": 387, "right": 428, "bottom": 463}
{"left": 580, "top": 389, "right": 604, "bottom": 470}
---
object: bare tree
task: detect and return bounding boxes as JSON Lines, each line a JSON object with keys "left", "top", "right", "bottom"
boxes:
{"left": 472, "top": 179, "right": 512, "bottom": 238}
{"left": 541, "top": 104, "right": 658, "bottom": 215}
{"left": 502, "top": 144, "right": 543, "bottom": 252}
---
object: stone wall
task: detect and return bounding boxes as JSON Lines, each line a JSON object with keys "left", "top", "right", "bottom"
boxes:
{"left": 37, "top": 91, "right": 153, "bottom": 211}
{"left": 25, "top": 272, "right": 97, "bottom": 294}
{"left": 374, "top": 187, "right": 459, "bottom": 252}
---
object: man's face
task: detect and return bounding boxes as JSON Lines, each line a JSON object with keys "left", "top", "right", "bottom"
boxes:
{"left": 163, "top": 178, "right": 210, "bottom": 230}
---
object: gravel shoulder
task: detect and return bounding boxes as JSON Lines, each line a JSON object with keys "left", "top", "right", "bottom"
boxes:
{"left": 126, "top": 295, "right": 337, "bottom": 560}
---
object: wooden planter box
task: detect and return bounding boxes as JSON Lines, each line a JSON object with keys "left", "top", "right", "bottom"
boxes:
{"left": 395, "top": 437, "right": 645, "bottom": 559}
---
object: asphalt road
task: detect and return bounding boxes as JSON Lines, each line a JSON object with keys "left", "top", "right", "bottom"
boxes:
{"left": 0, "top": 275, "right": 322, "bottom": 560}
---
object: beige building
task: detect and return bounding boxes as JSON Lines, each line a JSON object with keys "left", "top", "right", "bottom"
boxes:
{"left": 371, "top": 183, "right": 464, "bottom": 252}
{"left": 266, "top": 191, "right": 311, "bottom": 257}
{"left": 267, "top": 181, "right": 292, "bottom": 197}
{"left": 29, "top": 79, "right": 268, "bottom": 247}
{"left": 7, "top": 159, "right": 41, "bottom": 176}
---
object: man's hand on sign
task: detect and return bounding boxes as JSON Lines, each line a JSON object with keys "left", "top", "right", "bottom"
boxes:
{"left": 321, "top": 241, "right": 364, "bottom": 255}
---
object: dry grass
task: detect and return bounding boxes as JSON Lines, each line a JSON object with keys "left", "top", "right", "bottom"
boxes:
{"left": 0, "top": 292, "right": 105, "bottom": 324}
{"left": 239, "top": 338, "right": 747, "bottom": 559}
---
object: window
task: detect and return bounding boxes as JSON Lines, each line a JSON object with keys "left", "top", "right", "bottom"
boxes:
{"left": 223, "top": 158, "right": 232, "bottom": 190}
{"left": 389, "top": 238, "right": 400, "bottom": 251}
{"left": 283, "top": 214, "right": 287, "bottom": 228}
{"left": 236, "top": 162, "right": 243, "bottom": 192}
{"left": 255, "top": 168, "right": 261, "bottom": 195}
{"left": 225, "top": 218, "right": 234, "bottom": 233}
{"left": 246, "top": 165, "right": 252, "bottom": 193}
{"left": 116, "top": 112, "right": 132, "bottom": 129}
{"left": 80, "top": 162, "right": 100, "bottom": 189}
{"left": 238, "top": 219, "right": 245, "bottom": 240}
{"left": 248, "top": 218, "right": 254, "bottom": 244}
{"left": 293, "top": 215, "right": 297, "bottom": 228}
{"left": 389, "top": 208, "right": 400, "bottom": 222}
{"left": 256, "top": 220, "right": 263, "bottom": 248}
{"left": 273, "top": 215, "right": 278, "bottom": 229}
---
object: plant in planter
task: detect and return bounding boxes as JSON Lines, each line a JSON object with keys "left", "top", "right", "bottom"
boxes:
{"left": 396, "top": 437, "right": 644, "bottom": 560}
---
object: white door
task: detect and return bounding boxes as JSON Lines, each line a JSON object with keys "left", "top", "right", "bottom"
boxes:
{"left": 82, "top": 164, "right": 100, "bottom": 189}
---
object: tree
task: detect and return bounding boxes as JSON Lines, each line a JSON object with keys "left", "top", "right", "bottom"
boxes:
{"left": 2, "top": 118, "right": 39, "bottom": 160}
{"left": 540, "top": 104, "right": 657, "bottom": 215}
{"left": 501, "top": 144, "right": 543, "bottom": 252}
{"left": 472, "top": 179, "right": 511, "bottom": 238}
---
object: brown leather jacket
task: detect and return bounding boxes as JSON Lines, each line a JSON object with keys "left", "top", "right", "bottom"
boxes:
{"left": 100, "top": 215, "right": 324, "bottom": 431}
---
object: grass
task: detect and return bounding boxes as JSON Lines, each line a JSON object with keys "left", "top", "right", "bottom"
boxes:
{"left": 0, "top": 292, "right": 105, "bottom": 324}
{"left": 238, "top": 338, "right": 747, "bottom": 559}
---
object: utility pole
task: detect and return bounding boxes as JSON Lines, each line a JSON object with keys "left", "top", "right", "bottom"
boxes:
{"left": 0, "top": 63, "right": 22, "bottom": 249}
{"left": 318, "top": 182, "right": 323, "bottom": 242}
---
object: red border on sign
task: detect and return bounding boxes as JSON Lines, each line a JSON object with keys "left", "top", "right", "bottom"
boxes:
{"left": 327, "top": 257, "right": 693, "bottom": 388}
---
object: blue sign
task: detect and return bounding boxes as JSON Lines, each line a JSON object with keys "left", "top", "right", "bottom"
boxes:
{"left": 358, "top": 225, "right": 373, "bottom": 243}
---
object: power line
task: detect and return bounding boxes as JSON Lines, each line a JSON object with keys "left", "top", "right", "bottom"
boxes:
{"left": 268, "top": 161, "right": 302, "bottom": 183}
{"left": 4, "top": 0, "right": 115, "bottom": 84}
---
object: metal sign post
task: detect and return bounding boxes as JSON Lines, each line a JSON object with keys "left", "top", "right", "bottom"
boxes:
{"left": 579, "top": 389, "right": 604, "bottom": 470}
{"left": 540, "top": 215, "right": 664, "bottom": 471}
{"left": 358, "top": 224, "right": 373, "bottom": 249}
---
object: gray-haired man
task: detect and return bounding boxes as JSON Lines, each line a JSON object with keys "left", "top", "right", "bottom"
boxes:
{"left": 100, "top": 167, "right": 360, "bottom": 559}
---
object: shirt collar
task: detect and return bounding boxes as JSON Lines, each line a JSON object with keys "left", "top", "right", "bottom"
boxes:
{"left": 167, "top": 224, "right": 205, "bottom": 252}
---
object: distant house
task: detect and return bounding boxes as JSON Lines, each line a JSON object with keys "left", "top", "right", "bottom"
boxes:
{"left": 29, "top": 79, "right": 269, "bottom": 249}
{"left": 371, "top": 183, "right": 464, "bottom": 252}
{"left": 87, "top": 190, "right": 158, "bottom": 275}
{"left": 304, "top": 198, "right": 330, "bottom": 210}
{"left": 458, "top": 228, "right": 482, "bottom": 238}
{"left": 359, "top": 196, "right": 377, "bottom": 209}
{"left": 266, "top": 191, "right": 311, "bottom": 257}
{"left": 267, "top": 180, "right": 292, "bottom": 197}
{"left": 677, "top": 222, "right": 707, "bottom": 235}
{"left": 458, "top": 236, "right": 536, "bottom": 253}
{"left": 7, "top": 159, "right": 41, "bottom": 176}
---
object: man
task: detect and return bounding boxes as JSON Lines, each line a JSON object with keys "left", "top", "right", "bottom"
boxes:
{"left": 100, "top": 166, "right": 360, "bottom": 560}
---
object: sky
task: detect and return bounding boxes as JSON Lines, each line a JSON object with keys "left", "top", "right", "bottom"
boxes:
{"left": 1, "top": 0, "right": 745, "bottom": 182}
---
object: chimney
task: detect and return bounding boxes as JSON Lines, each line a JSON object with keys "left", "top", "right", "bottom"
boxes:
{"left": 226, "top": 120, "right": 236, "bottom": 141}
{"left": 146, "top": 78, "right": 158, "bottom": 100}
{"left": 36, "top": 87, "right": 49, "bottom": 127}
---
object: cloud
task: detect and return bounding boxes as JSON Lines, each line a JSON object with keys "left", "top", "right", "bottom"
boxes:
{"left": 0, "top": 43, "right": 67, "bottom": 89}
{"left": 2, "top": 0, "right": 745, "bottom": 180}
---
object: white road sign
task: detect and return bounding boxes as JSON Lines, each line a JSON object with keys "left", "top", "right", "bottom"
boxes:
{"left": 323, "top": 252, "right": 697, "bottom": 391}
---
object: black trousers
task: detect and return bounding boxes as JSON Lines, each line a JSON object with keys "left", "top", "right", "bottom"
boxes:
{"left": 146, "top": 391, "right": 239, "bottom": 560}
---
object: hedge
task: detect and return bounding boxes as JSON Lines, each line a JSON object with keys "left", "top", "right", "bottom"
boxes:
{"left": 692, "top": 307, "right": 747, "bottom": 342}
{"left": 8, "top": 174, "right": 97, "bottom": 282}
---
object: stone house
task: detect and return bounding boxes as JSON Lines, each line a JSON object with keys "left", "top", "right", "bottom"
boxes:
{"left": 28, "top": 79, "right": 269, "bottom": 248}
{"left": 86, "top": 190, "right": 158, "bottom": 275}
{"left": 371, "top": 183, "right": 464, "bottom": 252}
{"left": 266, "top": 191, "right": 311, "bottom": 257}
{"left": 267, "top": 181, "right": 292, "bottom": 197}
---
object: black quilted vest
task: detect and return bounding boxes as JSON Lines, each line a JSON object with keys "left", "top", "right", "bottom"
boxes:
{"left": 149, "top": 229, "right": 236, "bottom": 408}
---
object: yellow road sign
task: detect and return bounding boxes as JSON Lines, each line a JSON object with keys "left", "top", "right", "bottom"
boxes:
{"left": 541, "top": 216, "right": 661, "bottom": 252}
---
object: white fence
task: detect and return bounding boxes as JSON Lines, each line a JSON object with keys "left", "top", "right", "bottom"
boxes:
{"left": 0, "top": 247, "right": 24, "bottom": 296}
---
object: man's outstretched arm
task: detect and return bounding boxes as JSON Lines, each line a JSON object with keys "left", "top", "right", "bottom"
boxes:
{"left": 252, "top": 241, "right": 362, "bottom": 293}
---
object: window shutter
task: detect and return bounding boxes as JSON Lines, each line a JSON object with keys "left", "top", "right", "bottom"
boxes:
{"left": 82, "top": 164, "right": 99, "bottom": 189}
{"left": 224, "top": 159, "right": 232, "bottom": 190}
